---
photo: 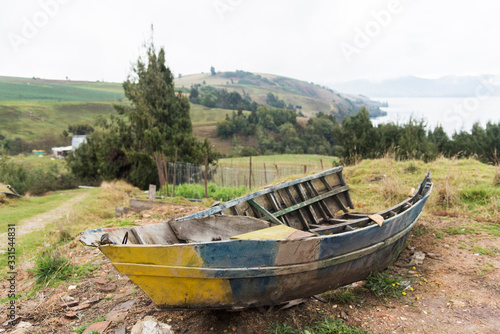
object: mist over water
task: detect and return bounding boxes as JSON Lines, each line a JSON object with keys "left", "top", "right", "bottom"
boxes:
{"left": 371, "top": 97, "right": 500, "bottom": 136}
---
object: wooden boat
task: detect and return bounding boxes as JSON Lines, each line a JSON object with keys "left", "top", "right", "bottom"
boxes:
{"left": 80, "top": 167, "right": 432, "bottom": 310}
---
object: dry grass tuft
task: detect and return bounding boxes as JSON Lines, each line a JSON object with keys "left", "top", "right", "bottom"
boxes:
{"left": 435, "top": 174, "right": 460, "bottom": 209}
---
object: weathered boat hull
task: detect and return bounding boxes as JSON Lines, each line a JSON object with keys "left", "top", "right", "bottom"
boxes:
{"left": 97, "top": 192, "right": 430, "bottom": 309}
{"left": 81, "top": 167, "right": 432, "bottom": 309}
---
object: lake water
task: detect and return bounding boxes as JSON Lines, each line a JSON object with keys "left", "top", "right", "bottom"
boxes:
{"left": 370, "top": 97, "right": 500, "bottom": 136}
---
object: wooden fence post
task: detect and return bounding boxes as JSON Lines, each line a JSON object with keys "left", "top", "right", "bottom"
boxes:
{"left": 320, "top": 159, "right": 324, "bottom": 170}
{"left": 304, "top": 165, "right": 307, "bottom": 174}
{"left": 162, "top": 153, "right": 169, "bottom": 197}
{"left": 173, "top": 150, "right": 178, "bottom": 197}
{"left": 264, "top": 163, "right": 268, "bottom": 184}
{"left": 204, "top": 153, "right": 208, "bottom": 198}
{"left": 249, "top": 156, "right": 252, "bottom": 191}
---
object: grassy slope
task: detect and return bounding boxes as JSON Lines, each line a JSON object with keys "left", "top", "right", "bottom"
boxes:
{"left": 175, "top": 72, "right": 377, "bottom": 118}
{"left": 0, "top": 73, "right": 379, "bottom": 153}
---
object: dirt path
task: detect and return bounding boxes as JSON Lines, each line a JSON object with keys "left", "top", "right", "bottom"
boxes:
{"left": 0, "top": 192, "right": 88, "bottom": 243}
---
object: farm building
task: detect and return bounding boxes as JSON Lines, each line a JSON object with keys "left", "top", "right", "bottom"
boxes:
{"left": 51, "top": 135, "right": 87, "bottom": 158}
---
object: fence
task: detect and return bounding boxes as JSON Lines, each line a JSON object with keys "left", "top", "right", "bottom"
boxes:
{"left": 160, "top": 159, "right": 326, "bottom": 190}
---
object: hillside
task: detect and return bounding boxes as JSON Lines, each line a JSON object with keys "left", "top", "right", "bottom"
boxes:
{"left": 175, "top": 71, "right": 384, "bottom": 118}
{"left": 0, "top": 73, "right": 384, "bottom": 154}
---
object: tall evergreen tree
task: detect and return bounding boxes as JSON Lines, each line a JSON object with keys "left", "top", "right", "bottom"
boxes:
{"left": 68, "top": 39, "right": 216, "bottom": 187}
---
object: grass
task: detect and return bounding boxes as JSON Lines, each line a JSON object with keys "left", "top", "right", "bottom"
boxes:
{"left": 29, "top": 249, "right": 96, "bottom": 286}
{"left": 0, "top": 100, "right": 118, "bottom": 140}
{"left": 0, "top": 181, "right": 139, "bottom": 276}
{"left": 321, "top": 289, "right": 357, "bottom": 304}
{"left": 218, "top": 154, "right": 339, "bottom": 169}
{"left": 365, "top": 271, "right": 404, "bottom": 298}
{"left": 343, "top": 156, "right": 500, "bottom": 222}
{"left": 0, "top": 80, "right": 124, "bottom": 101}
{"left": 266, "top": 318, "right": 372, "bottom": 334}
{"left": 160, "top": 183, "right": 248, "bottom": 201}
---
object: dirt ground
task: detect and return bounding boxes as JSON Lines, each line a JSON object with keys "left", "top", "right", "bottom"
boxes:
{"left": 1, "top": 205, "right": 499, "bottom": 334}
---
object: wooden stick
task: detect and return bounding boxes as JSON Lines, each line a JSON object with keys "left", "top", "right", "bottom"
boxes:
{"left": 249, "top": 156, "right": 252, "bottom": 191}
{"left": 264, "top": 163, "right": 268, "bottom": 184}
{"left": 162, "top": 153, "right": 169, "bottom": 197}
{"left": 204, "top": 153, "right": 208, "bottom": 198}
{"left": 173, "top": 150, "right": 178, "bottom": 197}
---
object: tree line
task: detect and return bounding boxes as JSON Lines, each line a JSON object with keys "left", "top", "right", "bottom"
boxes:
{"left": 216, "top": 106, "right": 500, "bottom": 164}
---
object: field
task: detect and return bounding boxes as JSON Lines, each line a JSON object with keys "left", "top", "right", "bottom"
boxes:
{"left": 0, "top": 157, "right": 498, "bottom": 333}
{"left": 0, "top": 73, "right": 384, "bottom": 154}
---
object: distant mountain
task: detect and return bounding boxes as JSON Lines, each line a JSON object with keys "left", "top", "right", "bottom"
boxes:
{"left": 330, "top": 75, "right": 500, "bottom": 98}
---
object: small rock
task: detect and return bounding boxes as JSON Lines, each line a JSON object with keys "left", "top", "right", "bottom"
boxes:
{"left": 83, "top": 321, "right": 111, "bottom": 334}
{"left": 115, "top": 327, "right": 126, "bottom": 334}
{"left": 68, "top": 285, "right": 77, "bottom": 290}
{"left": 95, "top": 278, "right": 109, "bottom": 285}
{"left": 340, "top": 311, "right": 348, "bottom": 320}
{"left": 65, "top": 312, "right": 78, "bottom": 319}
{"left": 70, "top": 303, "right": 91, "bottom": 311}
{"left": 106, "top": 299, "right": 136, "bottom": 322}
{"left": 131, "top": 316, "right": 173, "bottom": 334}
{"left": 99, "top": 283, "right": 117, "bottom": 292}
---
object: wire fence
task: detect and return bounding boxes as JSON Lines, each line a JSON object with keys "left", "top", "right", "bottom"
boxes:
{"left": 162, "top": 161, "right": 326, "bottom": 189}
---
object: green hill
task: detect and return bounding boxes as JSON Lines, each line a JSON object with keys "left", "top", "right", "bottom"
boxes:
{"left": 175, "top": 71, "right": 383, "bottom": 118}
{"left": 0, "top": 73, "right": 383, "bottom": 154}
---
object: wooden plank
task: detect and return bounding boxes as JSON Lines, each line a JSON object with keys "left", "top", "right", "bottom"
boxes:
{"left": 266, "top": 193, "right": 288, "bottom": 225}
{"left": 295, "top": 184, "right": 319, "bottom": 223}
{"left": 304, "top": 181, "right": 332, "bottom": 219}
{"left": 320, "top": 176, "right": 348, "bottom": 213}
{"left": 177, "top": 166, "right": 344, "bottom": 221}
{"left": 284, "top": 187, "right": 310, "bottom": 230}
{"left": 337, "top": 172, "right": 354, "bottom": 209}
{"left": 248, "top": 199, "right": 283, "bottom": 225}
{"left": 273, "top": 185, "right": 350, "bottom": 219}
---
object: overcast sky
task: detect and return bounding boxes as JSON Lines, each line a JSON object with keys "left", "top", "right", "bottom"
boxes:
{"left": 1, "top": 0, "right": 499, "bottom": 85}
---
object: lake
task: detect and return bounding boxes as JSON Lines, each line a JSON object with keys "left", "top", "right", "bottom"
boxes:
{"left": 371, "top": 97, "right": 500, "bottom": 136}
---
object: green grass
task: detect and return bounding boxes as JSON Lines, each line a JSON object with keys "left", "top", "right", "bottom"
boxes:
{"left": 266, "top": 318, "right": 372, "bottom": 334}
{"left": 160, "top": 183, "right": 248, "bottom": 201}
{"left": 0, "top": 100, "right": 118, "bottom": 140}
{"left": 365, "top": 271, "right": 404, "bottom": 298}
{"left": 0, "top": 80, "right": 124, "bottom": 101}
{"left": 29, "top": 249, "right": 96, "bottom": 286}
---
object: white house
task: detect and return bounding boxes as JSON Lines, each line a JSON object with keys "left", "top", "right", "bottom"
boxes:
{"left": 52, "top": 135, "right": 87, "bottom": 158}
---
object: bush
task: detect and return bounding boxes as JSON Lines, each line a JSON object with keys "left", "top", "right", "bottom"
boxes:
{"left": 0, "top": 155, "right": 82, "bottom": 195}
{"left": 31, "top": 250, "right": 73, "bottom": 285}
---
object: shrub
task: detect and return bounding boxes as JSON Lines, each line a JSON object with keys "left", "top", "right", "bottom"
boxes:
{"left": 0, "top": 156, "right": 82, "bottom": 195}
{"left": 31, "top": 250, "right": 73, "bottom": 285}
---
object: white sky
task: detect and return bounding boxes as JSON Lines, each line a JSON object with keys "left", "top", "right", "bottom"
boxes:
{"left": 1, "top": 0, "right": 499, "bottom": 85}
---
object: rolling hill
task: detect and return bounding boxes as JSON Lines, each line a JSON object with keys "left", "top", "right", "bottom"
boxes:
{"left": 0, "top": 72, "right": 383, "bottom": 154}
